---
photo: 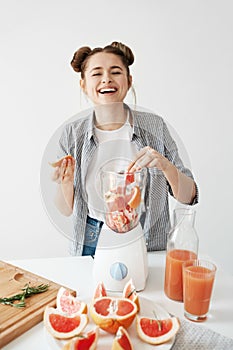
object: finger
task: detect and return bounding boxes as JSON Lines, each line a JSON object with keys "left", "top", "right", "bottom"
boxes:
{"left": 137, "top": 146, "right": 151, "bottom": 158}
{"left": 50, "top": 154, "right": 73, "bottom": 168}
{"left": 127, "top": 161, "right": 136, "bottom": 172}
{"left": 51, "top": 167, "right": 59, "bottom": 181}
{"left": 129, "top": 157, "right": 150, "bottom": 172}
{"left": 67, "top": 158, "right": 74, "bottom": 169}
{"left": 137, "top": 154, "right": 153, "bottom": 168}
{"left": 128, "top": 156, "right": 145, "bottom": 172}
{"left": 127, "top": 148, "right": 149, "bottom": 171}
{"left": 147, "top": 158, "right": 159, "bottom": 168}
{"left": 67, "top": 159, "right": 75, "bottom": 175}
{"left": 51, "top": 167, "right": 63, "bottom": 184}
{"left": 59, "top": 160, "right": 67, "bottom": 179}
{"left": 61, "top": 159, "right": 75, "bottom": 183}
{"left": 61, "top": 158, "right": 67, "bottom": 169}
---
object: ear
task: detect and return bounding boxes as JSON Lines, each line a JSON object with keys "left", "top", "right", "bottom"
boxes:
{"left": 80, "top": 79, "right": 86, "bottom": 92}
{"left": 128, "top": 75, "right": 132, "bottom": 90}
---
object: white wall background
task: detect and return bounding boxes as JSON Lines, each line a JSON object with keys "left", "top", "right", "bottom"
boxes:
{"left": 1, "top": 0, "right": 232, "bottom": 274}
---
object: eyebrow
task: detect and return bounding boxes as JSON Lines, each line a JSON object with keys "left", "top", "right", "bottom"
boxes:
{"left": 90, "top": 65, "right": 123, "bottom": 73}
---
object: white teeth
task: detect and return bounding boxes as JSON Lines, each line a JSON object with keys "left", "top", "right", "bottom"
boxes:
{"left": 99, "top": 88, "right": 116, "bottom": 93}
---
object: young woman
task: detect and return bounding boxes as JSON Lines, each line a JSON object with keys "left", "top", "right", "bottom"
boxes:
{"left": 52, "top": 41, "right": 198, "bottom": 256}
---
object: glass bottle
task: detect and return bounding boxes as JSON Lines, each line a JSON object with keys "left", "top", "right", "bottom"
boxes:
{"left": 164, "top": 208, "right": 199, "bottom": 301}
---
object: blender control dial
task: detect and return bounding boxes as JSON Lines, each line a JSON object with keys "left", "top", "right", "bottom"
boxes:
{"left": 110, "top": 262, "right": 128, "bottom": 280}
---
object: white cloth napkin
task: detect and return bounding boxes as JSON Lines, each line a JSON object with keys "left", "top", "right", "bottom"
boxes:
{"left": 172, "top": 319, "right": 233, "bottom": 350}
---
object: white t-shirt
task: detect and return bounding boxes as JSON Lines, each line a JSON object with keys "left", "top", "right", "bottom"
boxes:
{"left": 85, "top": 117, "right": 137, "bottom": 221}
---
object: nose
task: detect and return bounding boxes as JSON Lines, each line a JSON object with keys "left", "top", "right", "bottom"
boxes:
{"left": 101, "top": 73, "right": 112, "bottom": 84}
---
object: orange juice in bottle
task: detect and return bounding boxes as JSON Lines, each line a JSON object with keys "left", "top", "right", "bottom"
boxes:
{"left": 164, "top": 208, "right": 198, "bottom": 301}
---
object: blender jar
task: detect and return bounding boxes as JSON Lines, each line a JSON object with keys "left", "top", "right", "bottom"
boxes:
{"left": 101, "top": 168, "right": 147, "bottom": 233}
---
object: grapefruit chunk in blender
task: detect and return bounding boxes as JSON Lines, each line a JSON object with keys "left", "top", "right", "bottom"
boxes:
{"left": 104, "top": 185, "right": 140, "bottom": 233}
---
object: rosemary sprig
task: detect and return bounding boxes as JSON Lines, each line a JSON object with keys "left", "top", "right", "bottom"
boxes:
{"left": 0, "top": 283, "right": 49, "bottom": 308}
{"left": 153, "top": 310, "right": 162, "bottom": 332}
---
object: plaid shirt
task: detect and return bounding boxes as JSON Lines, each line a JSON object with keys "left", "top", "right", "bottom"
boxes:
{"left": 58, "top": 105, "right": 198, "bottom": 255}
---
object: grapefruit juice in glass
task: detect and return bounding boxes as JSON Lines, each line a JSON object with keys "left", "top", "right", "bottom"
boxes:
{"left": 164, "top": 249, "right": 197, "bottom": 301}
{"left": 183, "top": 259, "right": 216, "bottom": 322}
{"left": 164, "top": 208, "right": 199, "bottom": 301}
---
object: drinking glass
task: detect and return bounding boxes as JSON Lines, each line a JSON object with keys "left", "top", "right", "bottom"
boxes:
{"left": 183, "top": 259, "right": 216, "bottom": 321}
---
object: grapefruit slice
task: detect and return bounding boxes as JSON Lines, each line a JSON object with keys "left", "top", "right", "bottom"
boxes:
{"left": 105, "top": 191, "right": 126, "bottom": 212}
{"left": 50, "top": 154, "right": 73, "bottom": 167}
{"left": 44, "top": 306, "right": 88, "bottom": 339}
{"left": 127, "top": 186, "right": 141, "bottom": 209}
{"left": 62, "top": 327, "right": 99, "bottom": 350}
{"left": 56, "top": 287, "right": 87, "bottom": 315}
{"left": 112, "top": 326, "right": 134, "bottom": 350}
{"left": 125, "top": 173, "right": 135, "bottom": 185}
{"left": 90, "top": 296, "right": 137, "bottom": 334}
{"left": 93, "top": 281, "right": 107, "bottom": 300}
{"left": 136, "top": 315, "right": 180, "bottom": 345}
{"left": 122, "top": 279, "right": 140, "bottom": 312}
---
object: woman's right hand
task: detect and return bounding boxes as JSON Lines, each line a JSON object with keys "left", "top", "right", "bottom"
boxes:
{"left": 51, "top": 156, "right": 75, "bottom": 184}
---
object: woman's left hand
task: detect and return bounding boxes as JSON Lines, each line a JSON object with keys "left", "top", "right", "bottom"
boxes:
{"left": 127, "top": 146, "right": 170, "bottom": 172}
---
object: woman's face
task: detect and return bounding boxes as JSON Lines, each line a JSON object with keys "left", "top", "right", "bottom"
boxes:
{"left": 80, "top": 52, "right": 132, "bottom": 105}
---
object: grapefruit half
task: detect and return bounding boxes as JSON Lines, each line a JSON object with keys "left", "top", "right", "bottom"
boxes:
{"left": 90, "top": 296, "right": 137, "bottom": 334}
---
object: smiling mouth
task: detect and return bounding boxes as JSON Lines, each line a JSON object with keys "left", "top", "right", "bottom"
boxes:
{"left": 99, "top": 88, "right": 117, "bottom": 94}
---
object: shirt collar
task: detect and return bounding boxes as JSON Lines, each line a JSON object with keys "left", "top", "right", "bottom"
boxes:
{"left": 86, "top": 110, "right": 95, "bottom": 140}
{"left": 129, "top": 107, "right": 141, "bottom": 139}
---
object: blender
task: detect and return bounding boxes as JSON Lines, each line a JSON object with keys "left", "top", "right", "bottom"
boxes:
{"left": 93, "top": 167, "right": 148, "bottom": 292}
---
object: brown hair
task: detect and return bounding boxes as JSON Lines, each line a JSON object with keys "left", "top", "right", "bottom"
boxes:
{"left": 70, "top": 41, "right": 134, "bottom": 80}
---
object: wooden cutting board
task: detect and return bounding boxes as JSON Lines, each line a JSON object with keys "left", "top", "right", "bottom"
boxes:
{"left": 0, "top": 260, "right": 75, "bottom": 348}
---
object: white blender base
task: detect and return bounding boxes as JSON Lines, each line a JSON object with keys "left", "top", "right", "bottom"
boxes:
{"left": 93, "top": 224, "right": 148, "bottom": 292}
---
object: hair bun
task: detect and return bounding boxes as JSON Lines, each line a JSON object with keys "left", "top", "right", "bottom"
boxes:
{"left": 110, "top": 41, "right": 134, "bottom": 66}
{"left": 70, "top": 46, "right": 92, "bottom": 72}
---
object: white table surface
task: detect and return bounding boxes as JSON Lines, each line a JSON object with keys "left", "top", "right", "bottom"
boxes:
{"left": 2, "top": 252, "right": 233, "bottom": 349}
